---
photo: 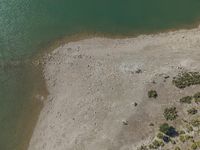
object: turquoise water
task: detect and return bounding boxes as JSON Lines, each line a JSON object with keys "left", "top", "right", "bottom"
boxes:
{"left": 1, "top": 0, "right": 200, "bottom": 149}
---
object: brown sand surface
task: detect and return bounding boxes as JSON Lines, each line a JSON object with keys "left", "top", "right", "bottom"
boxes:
{"left": 29, "top": 27, "right": 200, "bottom": 150}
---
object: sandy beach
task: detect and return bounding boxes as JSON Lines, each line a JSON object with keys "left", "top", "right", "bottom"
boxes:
{"left": 28, "top": 27, "right": 200, "bottom": 150}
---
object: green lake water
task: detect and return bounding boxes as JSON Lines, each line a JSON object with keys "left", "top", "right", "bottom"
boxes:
{"left": 1, "top": 0, "right": 200, "bottom": 149}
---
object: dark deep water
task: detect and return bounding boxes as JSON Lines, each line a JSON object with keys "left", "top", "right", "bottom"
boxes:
{"left": 1, "top": 0, "right": 200, "bottom": 149}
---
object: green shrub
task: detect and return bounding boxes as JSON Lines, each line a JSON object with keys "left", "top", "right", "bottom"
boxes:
{"left": 186, "top": 124, "right": 193, "bottom": 132}
{"left": 178, "top": 130, "right": 185, "bottom": 135}
{"left": 163, "top": 107, "right": 178, "bottom": 121}
{"left": 138, "top": 145, "right": 148, "bottom": 150}
{"left": 196, "top": 141, "right": 200, "bottom": 147}
{"left": 157, "top": 132, "right": 164, "bottom": 139}
{"left": 179, "top": 135, "right": 186, "bottom": 143}
{"left": 148, "top": 144, "right": 154, "bottom": 149}
{"left": 187, "top": 108, "right": 198, "bottom": 115}
{"left": 152, "top": 140, "right": 164, "bottom": 148}
{"left": 185, "top": 135, "right": 193, "bottom": 140}
{"left": 159, "top": 123, "right": 177, "bottom": 137}
{"left": 191, "top": 143, "right": 198, "bottom": 150}
{"left": 193, "top": 92, "right": 200, "bottom": 103}
{"left": 174, "top": 146, "right": 181, "bottom": 150}
{"left": 170, "top": 139, "right": 176, "bottom": 144}
{"left": 191, "top": 119, "right": 200, "bottom": 127}
{"left": 148, "top": 90, "right": 158, "bottom": 98}
{"left": 172, "top": 72, "right": 200, "bottom": 89}
{"left": 180, "top": 96, "right": 192, "bottom": 104}
{"left": 159, "top": 123, "right": 170, "bottom": 134}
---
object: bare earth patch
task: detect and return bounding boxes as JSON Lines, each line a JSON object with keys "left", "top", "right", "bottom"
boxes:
{"left": 29, "top": 27, "right": 200, "bottom": 150}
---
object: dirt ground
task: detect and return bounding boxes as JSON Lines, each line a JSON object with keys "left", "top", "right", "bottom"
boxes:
{"left": 29, "top": 27, "right": 200, "bottom": 150}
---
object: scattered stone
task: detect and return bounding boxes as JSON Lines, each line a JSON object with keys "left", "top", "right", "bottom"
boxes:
{"left": 134, "top": 102, "right": 138, "bottom": 107}
{"left": 149, "top": 123, "right": 154, "bottom": 126}
{"left": 78, "top": 55, "right": 82, "bottom": 59}
{"left": 164, "top": 75, "right": 170, "bottom": 79}
{"left": 152, "top": 80, "right": 156, "bottom": 84}
{"left": 135, "top": 68, "right": 142, "bottom": 74}
{"left": 122, "top": 120, "right": 128, "bottom": 125}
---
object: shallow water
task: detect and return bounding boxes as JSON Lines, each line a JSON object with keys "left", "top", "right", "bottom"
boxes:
{"left": 1, "top": 0, "right": 200, "bottom": 149}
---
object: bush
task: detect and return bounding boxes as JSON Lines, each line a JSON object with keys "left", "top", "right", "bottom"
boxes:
{"left": 179, "top": 135, "right": 186, "bottom": 143}
{"left": 191, "top": 143, "right": 198, "bottom": 150}
{"left": 186, "top": 124, "right": 193, "bottom": 132}
{"left": 193, "top": 92, "right": 200, "bottom": 103}
{"left": 191, "top": 119, "right": 200, "bottom": 127}
{"left": 172, "top": 72, "right": 200, "bottom": 89}
{"left": 152, "top": 140, "right": 164, "bottom": 148}
{"left": 187, "top": 108, "right": 198, "bottom": 115}
{"left": 163, "top": 135, "right": 170, "bottom": 143}
{"left": 148, "top": 144, "right": 154, "bottom": 149}
{"left": 137, "top": 145, "right": 148, "bottom": 150}
{"left": 157, "top": 132, "right": 164, "bottom": 139}
{"left": 148, "top": 90, "right": 158, "bottom": 98}
{"left": 163, "top": 107, "right": 178, "bottom": 121}
{"left": 174, "top": 147, "right": 181, "bottom": 150}
{"left": 159, "top": 123, "right": 178, "bottom": 137}
{"left": 178, "top": 130, "right": 185, "bottom": 135}
{"left": 180, "top": 96, "right": 192, "bottom": 104}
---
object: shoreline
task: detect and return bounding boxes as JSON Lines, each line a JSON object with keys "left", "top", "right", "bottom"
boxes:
{"left": 28, "top": 26, "right": 200, "bottom": 150}
{"left": 37, "top": 20, "right": 200, "bottom": 58}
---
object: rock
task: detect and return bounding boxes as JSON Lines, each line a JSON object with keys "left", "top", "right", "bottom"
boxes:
{"left": 134, "top": 102, "right": 138, "bottom": 107}
{"left": 122, "top": 120, "right": 128, "bottom": 125}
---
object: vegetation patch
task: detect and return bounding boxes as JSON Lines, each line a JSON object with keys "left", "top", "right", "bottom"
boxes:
{"left": 172, "top": 72, "right": 200, "bottom": 89}
{"left": 159, "top": 123, "right": 178, "bottom": 137}
{"left": 163, "top": 107, "right": 178, "bottom": 121}
{"left": 148, "top": 90, "right": 158, "bottom": 98}
{"left": 190, "top": 119, "right": 200, "bottom": 127}
{"left": 174, "top": 146, "right": 181, "bottom": 150}
{"left": 187, "top": 108, "right": 198, "bottom": 115}
{"left": 157, "top": 132, "right": 164, "bottom": 139}
{"left": 180, "top": 96, "right": 192, "bottom": 104}
{"left": 137, "top": 145, "right": 148, "bottom": 150}
{"left": 193, "top": 92, "right": 200, "bottom": 103}
{"left": 138, "top": 72, "right": 200, "bottom": 149}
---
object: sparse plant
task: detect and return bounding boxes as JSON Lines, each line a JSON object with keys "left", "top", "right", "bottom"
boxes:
{"left": 180, "top": 96, "right": 192, "bottom": 104}
{"left": 196, "top": 141, "right": 200, "bottom": 147}
{"left": 148, "top": 144, "right": 154, "bottom": 149}
{"left": 185, "top": 135, "right": 193, "bottom": 141}
{"left": 157, "top": 132, "right": 164, "bottom": 139}
{"left": 174, "top": 146, "right": 181, "bottom": 150}
{"left": 191, "top": 119, "right": 200, "bottom": 127}
{"left": 163, "top": 107, "right": 178, "bottom": 121}
{"left": 191, "top": 142, "right": 198, "bottom": 150}
{"left": 186, "top": 124, "right": 193, "bottom": 132}
{"left": 187, "top": 108, "right": 198, "bottom": 115}
{"left": 152, "top": 140, "right": 164, "bottom": 148}
{"left": 138, "top": 145, "right": 148, "bottom": 150}
{"left": 179, "top": 135, "right": 186, "bottom": 143}
{"left": 148, "top": 90, "right": 158, "bottom": 98}
{"left": 170, "top": 139, "right": 176, "bottom": 144}
{"left": 178, "top": 130, "right": 185, "bottom": 135}
{"left": 163, "top": 135, "right": 170, "bottom": 143}
{"left": 193, "top": 92, "right": 200, "bottom": 103}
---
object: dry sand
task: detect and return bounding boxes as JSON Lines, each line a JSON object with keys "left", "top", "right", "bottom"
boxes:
{"left": 28, "top": 27, "right": 200, "bottom": 150}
